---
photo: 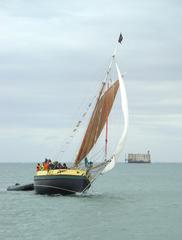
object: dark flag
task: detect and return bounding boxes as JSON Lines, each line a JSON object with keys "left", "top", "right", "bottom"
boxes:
{"left": 118, "top": 33, "right": 123, "bottom": 43}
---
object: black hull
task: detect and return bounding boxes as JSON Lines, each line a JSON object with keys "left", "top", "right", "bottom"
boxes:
{"left": 7, "top": 183, "right": 34, "bottom": 191}
{"left": 34, "top": 175, "right": 90, "bottom": 195}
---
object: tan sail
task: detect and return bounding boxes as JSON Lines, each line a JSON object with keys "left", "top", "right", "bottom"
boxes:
{"left": 74, "top": 80, "right": 119, "bottom": 166}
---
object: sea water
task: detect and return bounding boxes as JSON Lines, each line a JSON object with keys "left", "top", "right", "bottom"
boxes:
{"left": 0, "top": 163, "right": 181, "bottom": 240}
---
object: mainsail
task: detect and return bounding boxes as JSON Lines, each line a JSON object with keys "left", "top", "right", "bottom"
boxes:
{"left": 74, "top": 80, "right": 119, "bottom": 166}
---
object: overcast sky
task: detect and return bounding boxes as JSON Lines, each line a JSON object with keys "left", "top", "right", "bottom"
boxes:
{"left": 0, "top": 0, "right": 182, "bottom": 163}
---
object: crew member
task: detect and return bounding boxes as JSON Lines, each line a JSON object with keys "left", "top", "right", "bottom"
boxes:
{"left": 43, "top": 159, "right": 49, "bottom": 171}
{"left": 36, "top": 163, "right": 40, "bottom": 172}
{"left": 63, "top": 163, "right": 68, "bottom": 169}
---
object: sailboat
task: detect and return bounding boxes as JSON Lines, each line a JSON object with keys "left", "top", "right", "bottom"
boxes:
{"left": 34, "top": 33, "right": 128, "bottom": 195}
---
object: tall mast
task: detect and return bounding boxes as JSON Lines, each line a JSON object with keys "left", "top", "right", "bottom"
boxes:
{"left": 103, "top": 33, "right": 129, "bottom": 173}
{"left": 104, "top": 82, "right": 109, "bottom": 160}
{"left": 104, "top": 34, "right": 123, "bottom": 160}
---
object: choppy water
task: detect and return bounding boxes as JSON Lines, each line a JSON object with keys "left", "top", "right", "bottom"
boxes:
{"left": 0, "top": 163, "right": 181, "bottom": 240}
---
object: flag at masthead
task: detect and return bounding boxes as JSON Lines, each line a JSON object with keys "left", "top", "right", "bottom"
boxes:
{"left": 118, "top": 33, "right": 123, "bottom": 43}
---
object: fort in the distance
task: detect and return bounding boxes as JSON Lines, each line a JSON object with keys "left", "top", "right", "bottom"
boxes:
{"left": 125, "top": 151, "right": 151, "bottom": 163}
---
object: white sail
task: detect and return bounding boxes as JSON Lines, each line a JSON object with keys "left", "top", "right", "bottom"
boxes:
{"left": 102, "top": 62, "right": 128, "bottom": 173}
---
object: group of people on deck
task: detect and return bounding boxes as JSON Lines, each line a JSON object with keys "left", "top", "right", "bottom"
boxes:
{"left": 36, "top": 159, "right": 68, "bottom": 172}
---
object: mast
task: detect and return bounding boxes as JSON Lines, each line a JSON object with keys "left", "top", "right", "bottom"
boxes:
{"left": 104, "top": 83, "right": 109, "bottom": 160}
{"left": 103, "top": 34, "right": 129, "bottom": 173}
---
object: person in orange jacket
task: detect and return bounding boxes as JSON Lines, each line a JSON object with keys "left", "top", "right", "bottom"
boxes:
{"left": 43, "top": 159, "right": 49, "bottom": 171}
{"left": 36, "top": 163, "right": 41, "bottom": 172}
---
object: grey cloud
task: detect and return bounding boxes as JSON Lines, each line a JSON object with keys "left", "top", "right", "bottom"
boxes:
{"left": 0, "top": 0, "right": 182, "bottom": 162}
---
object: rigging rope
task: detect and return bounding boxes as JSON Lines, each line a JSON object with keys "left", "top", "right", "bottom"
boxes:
{"left": 51, "top": 38, "right": 120, "bottom": 168}
{"left": 53, "top": 94, "right": 97, "bottom": 162}
{"left": 89, "top": 146, "right": 104, "bottom": 161}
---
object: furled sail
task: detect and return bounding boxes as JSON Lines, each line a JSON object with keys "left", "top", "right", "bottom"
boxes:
{"left": 102, "top": 62, "right": 128, "bottom": 173}
{"left": 74, "top": 80, "right": 119, "bottom": 166}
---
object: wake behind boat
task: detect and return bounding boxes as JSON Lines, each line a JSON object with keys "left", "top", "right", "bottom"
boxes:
{"left": 34, "top": 33, "right": 128, "bottom": 195}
